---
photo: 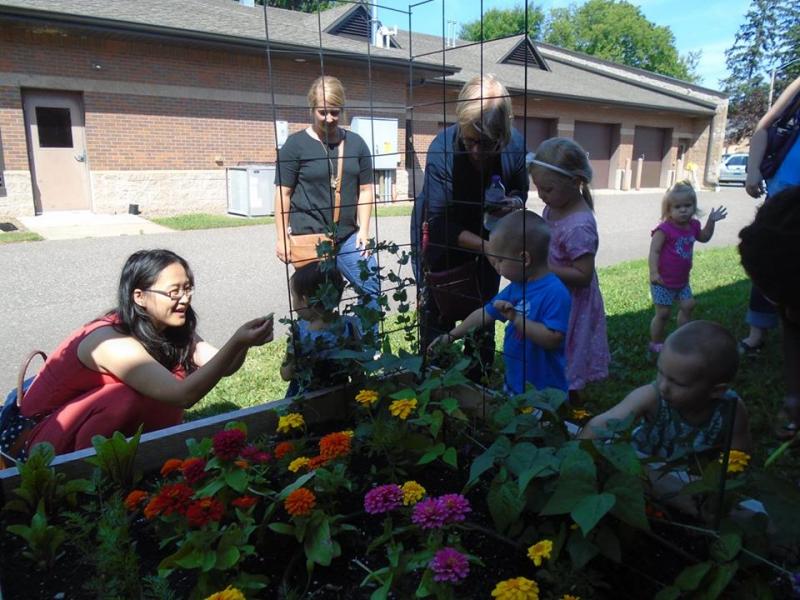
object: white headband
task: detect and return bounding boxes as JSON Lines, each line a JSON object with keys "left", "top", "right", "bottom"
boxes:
{"left": 525, "top": 152, "right": 575, "bottom": 179}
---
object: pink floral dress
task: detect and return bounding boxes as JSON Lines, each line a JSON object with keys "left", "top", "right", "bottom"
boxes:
{"left": 543, "top": 208, "right": 610, "bottom": 390}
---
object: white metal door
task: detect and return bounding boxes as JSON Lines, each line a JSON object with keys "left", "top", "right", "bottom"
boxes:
{"left": 23, "top": 90, "right": 91, "bottom": 212}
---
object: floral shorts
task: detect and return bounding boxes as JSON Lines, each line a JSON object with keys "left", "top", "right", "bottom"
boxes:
{"left": 651, "top": 283, "right": 692, "bottom": 306}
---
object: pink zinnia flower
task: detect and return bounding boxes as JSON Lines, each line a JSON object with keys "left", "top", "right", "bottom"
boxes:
{"left": 438, "top": 494, "right": 471, "bottom": 524}
{"left": 429, "top": 547, "right": 469, "bottom": 583}
{"left": 412, "top": 497, "right": 448, "bottom": 529}
{"left": 364, "top": 484, "right": 403, "bottom": 514}
{"left": 212, "top": 429, "right": 247, "bottom": 460}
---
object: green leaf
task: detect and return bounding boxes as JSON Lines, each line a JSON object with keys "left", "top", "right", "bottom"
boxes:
{"left": 278, "top": 472, "right": 316, "bottom": 500}
{"left": 417, "top": 443, "right": 445, "bottom": 465}
{"left": 710, "top": 533, "right": 742, "bottom": 562}
{"left": 571, "top": 493, "right": 616, "bottom": 536}
{"left": 604, "top": 472, "right": 649, "bottom": 530}
{"left": 442, "top": 447, "right": 458, "bottom": 468}
{"left": 540, "top": 477, "right": 596, "bottom": 516}
{"left": 566, "top": 532, "right": 599, "bottom": 569}
{"left": 675, "top": 561, "right": 713, "bottom": 591}
{"left": 487, "top": 477, "right": 525, "bottom": 533}
{"left": 225, "top": 468, "right": 249, "bottom": 493}
{"left": 415, "top": 569, "right": 434, "bottom": 597}
{"left": 429, "top": 410, "right": 444, "bottom": 438}
{"left": 506, "top": 442, "right": 538, "bottom": 476}
{"left": 594, "top": 441, "right": 642, "bottom": 476}
{"left": 468, "top": 436, "right": 511, "bottom": 485}
{"left": 216, "top": 546, "right": 240, "bottom": 570}
{"left": 304, "top": 515, "right": 337, "bottom": 566}
{"left": 653, "top": 586, "right": 681, "bottom": 600}
{"left": 441, "top": 397, "right": 458, "bottom": 415}
{"left": 704, "top": 562, "right": 738, "bottom": 600}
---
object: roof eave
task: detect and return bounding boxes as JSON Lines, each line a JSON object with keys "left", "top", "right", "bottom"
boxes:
{"left": 0, "top": 5, "right": 452, "bottom": 75}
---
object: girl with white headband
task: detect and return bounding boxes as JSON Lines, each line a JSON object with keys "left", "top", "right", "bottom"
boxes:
{"left": 528, "top": 138, "right": 610, "bottom": 404}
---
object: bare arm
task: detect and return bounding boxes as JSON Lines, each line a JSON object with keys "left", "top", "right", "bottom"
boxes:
{"left": 494, "top": 300, "right": 564, "bottom": 350}
{"left": 427, "top": 306, "right": 496, "bottom": 352}
{"left": 550, "top": 254, "right": 595, "bottom": 288}
{"left": 746, "top": 76, "right": 800, "bottom": 198}
{"left": 697, "top": 206, "right": 727, "bottom": 243}
{"left": 456, "top": 229, "right": 489, "bottom": 254}
{"left": 649, "top": 229, "right": 666, "bottom": 285}
{"left": 81, "top": 317, "right": 274, "bottom": 408}
{"left": 579, "top": 384, "right": 658, "bottom": 439}
{"left": 275, "top": 185, "right": 294, "bottom": 263}
{"left": 356, "top": 182, "right": 374, "bottom": 252}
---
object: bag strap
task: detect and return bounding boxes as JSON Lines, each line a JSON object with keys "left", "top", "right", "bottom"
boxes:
{"left": 333, "top": 132, "right": 345, "bottom": 224}
{"left": 16, "top": 350, "right": 46, "bottom": 408}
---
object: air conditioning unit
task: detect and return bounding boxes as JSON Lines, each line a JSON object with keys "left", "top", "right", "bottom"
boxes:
{"left": 226, "top": 165, "right": 275, "bottom": 217}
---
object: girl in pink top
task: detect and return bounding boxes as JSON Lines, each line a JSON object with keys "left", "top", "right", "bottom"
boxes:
{"left": 648, "top": 181, "right": 727, "bottom": 353}
{"left": 528, "top": 138, "right": 610, "bottom": 403}
{"left": 16, "top": 249, "right": 274, "bottom": 457}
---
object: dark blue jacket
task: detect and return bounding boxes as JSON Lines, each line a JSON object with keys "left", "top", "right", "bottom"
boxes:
{"left": 411, "top": 125, "right": 529, "bottom": 277}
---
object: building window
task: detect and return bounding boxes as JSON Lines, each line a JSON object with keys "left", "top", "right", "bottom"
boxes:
{"left": 36, "top": 107, "right": 73, "bottom": 148}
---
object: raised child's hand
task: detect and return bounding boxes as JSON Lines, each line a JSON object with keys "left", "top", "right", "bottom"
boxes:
{"left": 708, "top": 206, "right": 727, "bottom": 222}
{"left": 427, "top": 334, "right": 451, "bottom": 354}
{"left": 493, "top": 300, "right": 517, "bottom": 322}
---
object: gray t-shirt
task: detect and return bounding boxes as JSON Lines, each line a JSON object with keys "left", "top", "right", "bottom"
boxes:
{"left": 275, "top": 129, "right": 373, "bottom": 242}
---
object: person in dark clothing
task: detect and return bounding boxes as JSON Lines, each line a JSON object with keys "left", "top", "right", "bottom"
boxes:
{"left": 411, "top": 74, "right": 529, "bottom": 377}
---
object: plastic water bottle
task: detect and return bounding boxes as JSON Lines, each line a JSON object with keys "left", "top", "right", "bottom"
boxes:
{"left": 483, "top": 175, "right": 506, "bottom": 231}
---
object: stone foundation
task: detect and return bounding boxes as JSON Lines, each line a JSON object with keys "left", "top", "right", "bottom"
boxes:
{"left": 0, "top": 171, "right": 34, "bottom": 217}
{"left": 90, "top": 170, "right": 227, "bottom": 215}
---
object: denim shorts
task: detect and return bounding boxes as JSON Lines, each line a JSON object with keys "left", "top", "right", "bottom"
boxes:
{"left": 651, "top": 282, "right": 692, "bottom": 306}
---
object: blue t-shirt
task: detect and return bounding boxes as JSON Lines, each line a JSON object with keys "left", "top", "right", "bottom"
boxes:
{"left": 484, "top": 273, "right": 572, "bottom": 394}
{"left": 767, "top": 135, "right": 800, "bottom": 196}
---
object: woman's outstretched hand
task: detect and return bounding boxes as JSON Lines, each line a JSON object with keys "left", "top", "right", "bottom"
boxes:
{"left": 235, "top": 315, "right": 274, "bottom": 348}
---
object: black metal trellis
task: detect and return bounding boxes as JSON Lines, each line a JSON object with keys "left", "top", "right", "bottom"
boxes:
{"left": 259, "top": 0, "right": 738, "bottom": 543}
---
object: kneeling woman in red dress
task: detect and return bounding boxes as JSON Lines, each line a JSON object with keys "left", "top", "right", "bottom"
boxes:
{"left": 20, "top": 249, "right": 273, "bottom": 455}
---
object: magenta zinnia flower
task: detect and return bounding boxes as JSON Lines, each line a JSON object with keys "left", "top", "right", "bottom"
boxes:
{"left": 241, "top": 445, "right": 271, "bottom": 463}
{"left": 430, "top": 547, "right": 469, "bottom": 583}
{"left": 412, "top": 497, "right": 448, "bottom": 529}
{"left": 212, "top": 429, "right": 247, "bottom": 460}
{"left": 364, "top": 484, "right": 403, "bottom": 514}
{"left": 438, "top": 493, "right": 471, "bottom": 524}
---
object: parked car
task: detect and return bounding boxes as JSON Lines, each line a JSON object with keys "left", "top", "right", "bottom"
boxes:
{"left": 719, "top": 153, "right": 748, "bottom": 185}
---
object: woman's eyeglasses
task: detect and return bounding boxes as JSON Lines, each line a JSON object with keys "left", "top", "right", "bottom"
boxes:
{"left": 461, "top": 134, "right": 500, "bottom": 153}
{"left": 145, "top": 286, "right": 194, "bottom": 301}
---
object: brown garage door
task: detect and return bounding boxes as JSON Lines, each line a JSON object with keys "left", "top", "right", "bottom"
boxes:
{"left": 513, "top": 117, "right": 556, "bottom": 152}
{"left": 633, "top": 126, "right": 667, "bottom": 188}
{"left": 573, "top": 121, "right": 612, "bottom": 188}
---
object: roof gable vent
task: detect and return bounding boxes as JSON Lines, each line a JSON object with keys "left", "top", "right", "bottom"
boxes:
{"left": 329, "top": 5, "right": 371, "bottom": 40}
{"left": 501, "top": 38, "right": 549, "bottom": 70}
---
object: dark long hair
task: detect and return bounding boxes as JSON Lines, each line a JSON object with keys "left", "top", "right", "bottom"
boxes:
{"left": 112, "top": 249, "right": 198, "bottom": 373}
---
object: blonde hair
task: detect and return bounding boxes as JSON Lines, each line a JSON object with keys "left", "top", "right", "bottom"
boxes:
{"left": 456, "top": 74, "right": 512, "bottom": 150}
{"left": 661, "top": 180, "right": 697, "bottom": 221}
{"left": 529, "top": 137, "right": 594, "bottom": 209}
{"left": 307, "top": 75, "right": 346, "bottom": 111}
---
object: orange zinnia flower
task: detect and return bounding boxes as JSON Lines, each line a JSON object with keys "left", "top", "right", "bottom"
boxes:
{"left": 285, "top": 488, "right": 316, "bottom": 517}
{"left": 234, "top": 459, "right": 250, "bottom": 470}
{"left": 231, "top": 495, "right": 258, "bottom": 509}
{"left": 274, "top": 441, "right": 295, "bottom": 460}
{"left": 307, "top": 455, "right": 330, "bottom": 469}
{"left": 124, "top": 490, "right": 148, "bottom": 511}
{"left": 160, "top": 458, "right": 184, "bottom": 477}
{"left": 319, "top": 431, "right": 352, "bottom": 459}
{"left": 186, "top": 497, "right": 225, "bottom": 528}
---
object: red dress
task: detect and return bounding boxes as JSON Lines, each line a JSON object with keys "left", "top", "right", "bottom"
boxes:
{"left": 22, "top": 314, "right": 185, "bottom": 454}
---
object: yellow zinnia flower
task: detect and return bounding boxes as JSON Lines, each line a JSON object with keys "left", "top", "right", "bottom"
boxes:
{"left": 491, "top": 577, "right": 540, "bottom": 600}
{"left": 519, "top": 406, "right": 534, "bottom": 415}
{"left": 288, "top": 456, "right": 310, "bottom": 473}
{"left": 721, "top": 449, "right": 750, "bottom": 473}
{"left": 389, "top": 398, "right": 417, "bottom": 420}
{"left": 355, "top": 389, "right": 380, "bottom": 406}
{"left": 561, "top": 595, "right": 580, "bottom": 600}
{"left": 401, "top": 480, "right": 426, "bottom": 505}
{"left": 527, "top": 539, "right": 553, "bottom": 567}
{"left": 277, "top": 413, "right": 305, "bottom": 434}
{"left": 569, "top": 408, "right": 591, "bottom": 420}
{"left": 203, "top": 586, "right": 246, "bottom": 600}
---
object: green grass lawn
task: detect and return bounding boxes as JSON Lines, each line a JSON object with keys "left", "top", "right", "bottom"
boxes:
{"left": 189, "top": 245, "right": 790, "bottom": 468}
{"left": 0, "top": 231, "right": 43, "bottom": 244}
{"left": 151, "top": 204, "right": 412, "bottom": 232}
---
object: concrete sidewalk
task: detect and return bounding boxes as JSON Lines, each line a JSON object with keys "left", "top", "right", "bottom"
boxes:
{"left": 18, "top": 211, "right": 172, "bottom": 240}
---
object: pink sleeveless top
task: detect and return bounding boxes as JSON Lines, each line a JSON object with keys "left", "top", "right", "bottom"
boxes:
{"left": 22, "top": 314, "right": 184, "bottom": 423}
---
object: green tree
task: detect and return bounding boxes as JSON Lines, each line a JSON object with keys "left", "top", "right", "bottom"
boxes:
{"left": 773, "top": 1, "right": 800, "bottom": 93}
{"left": 542, "top": 0, "right": 698, "bottom": 82}
{"left": 720, "top": 0, "right": 782, "bottom": 142}
{"left": 459, "top": 3, "right": 545, "bottom": 41}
